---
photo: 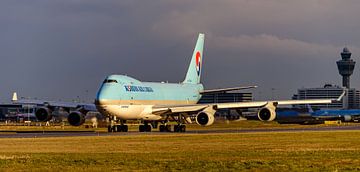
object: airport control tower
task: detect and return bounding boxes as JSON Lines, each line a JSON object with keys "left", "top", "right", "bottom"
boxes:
{"left": 337, "top": 47, "right": 356, "bottom": 88}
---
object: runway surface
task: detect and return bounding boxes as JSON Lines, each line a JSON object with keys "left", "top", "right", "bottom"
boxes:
{"left": 1, "top": 125, "right": 360, "bottom": 138}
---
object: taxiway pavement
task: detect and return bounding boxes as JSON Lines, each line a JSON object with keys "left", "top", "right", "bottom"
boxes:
{"left": 0, "top": 125, "right": 360, "bottom": 138}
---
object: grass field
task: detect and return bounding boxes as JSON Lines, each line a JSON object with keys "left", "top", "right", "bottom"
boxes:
{"left": 1, "top": 120, "right": 356, "bottom": 132}
{"left": 1, "top": 129, "right": 360, "bottom": 171}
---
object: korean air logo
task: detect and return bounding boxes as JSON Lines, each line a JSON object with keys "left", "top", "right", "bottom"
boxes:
{"left": 195, "top": 51, "right": 201, "bottom": 76}
{"left": 124, "top": 85, "right": 154, "bottom": 92}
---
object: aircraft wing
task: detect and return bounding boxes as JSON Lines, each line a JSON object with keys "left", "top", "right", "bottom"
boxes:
{"left": 152, "top": 101, "right": 271, "bottom": 115}
{"left": 200, "top": 86, "right": 257, "bottom": 94}
{"left": 152, "top": 99, "right": 334, "bottom": 115}
{"left": 14, "top": 99, "right": 96, "bottom": 111}
{"left": 152, "top": 104, "right": 209, "bottom": 115}
{"left": 151, "top": 92, "right": 343, "bottom": 124}
{"left": 272, "top": 99, "right": 335, "bottom": 106}
{"left": 12, "top": 91, "right": 96, "bottom": 111}
{"left": 14, "top": 99, "right": 98, "bottom": 126}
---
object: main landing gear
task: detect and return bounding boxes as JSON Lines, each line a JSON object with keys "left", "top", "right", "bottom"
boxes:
{"left": 174, "top": 124, "right": 186, "bottom": 132}
{"left": 159, "top": 125, "right": 172, "bottom": 132}
{"left": 159, "top": 124, "right": 186, "bottom": 132}
{"left": 138, "top": 121, "right": 186, "bottom": 132}
{"left": 158, "top": 114, "right": 187, "bottom": 132}
{"left": 107, "top": 117, "right": 128, "bottom": 132}
{"left": 107, "top": 124, "right": 129, "bottom": 132}
{"left": 106, "top": 116, "right": 187, "bottom": 133}
{"left": 139, "top": 122, "right": 152, "bottom": 132}
{"left": 158, "top": 124, "right": 186, "bottom": 132}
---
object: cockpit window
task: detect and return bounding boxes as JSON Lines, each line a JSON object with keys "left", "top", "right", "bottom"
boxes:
{"left": 103, "top": 79, "right": 118, "bottom": 83}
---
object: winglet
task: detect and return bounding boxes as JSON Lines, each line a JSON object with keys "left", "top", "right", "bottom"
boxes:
{"left": 11, "top": 92, "right": 18, "bottom": 102}
{"left": 336, "top": 90, "right": 346, "bottom": 102}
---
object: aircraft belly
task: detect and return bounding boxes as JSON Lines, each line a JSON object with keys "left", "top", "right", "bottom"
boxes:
{"left": 103, "top": 105, "right": 145, "bottom": 120}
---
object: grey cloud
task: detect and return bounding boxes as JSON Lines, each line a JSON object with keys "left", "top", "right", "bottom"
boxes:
{"left": 0, "top": 0, "right": 359, "bottom": 102}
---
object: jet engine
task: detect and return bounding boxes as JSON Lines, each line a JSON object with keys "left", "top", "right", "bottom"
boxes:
{"left": 35, "top": 107, "right": 53, "bottom": 122}
{"left": 67, "top": 111, "right": 86, "bottom": 126}
{"left": 342, "top": 115, "right": 352, "bottom": 122}
{"left": 195, "top": 110, "right": 215, "bottom": 126}
{"left": 258, "top": 102, "right": 277, "bottom": 121}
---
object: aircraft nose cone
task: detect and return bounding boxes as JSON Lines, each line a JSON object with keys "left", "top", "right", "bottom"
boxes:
{"left": 95, "top": 89, "right": 110, "bottom": 104}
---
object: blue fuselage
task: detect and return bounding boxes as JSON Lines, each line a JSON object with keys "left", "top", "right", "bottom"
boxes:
{"left": 275, "top": 108, "right": 360, "bottom": 124}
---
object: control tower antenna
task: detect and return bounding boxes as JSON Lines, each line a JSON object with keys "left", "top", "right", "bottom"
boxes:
{"left": 336, "top": 47, "right": 356, "bottom": 88}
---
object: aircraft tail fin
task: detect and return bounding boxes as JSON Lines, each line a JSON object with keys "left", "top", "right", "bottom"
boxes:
{"left": 183, "top": 33, "right": 205, "bottom": 84}
{"left": 306, "top": 104, "right": 314, "bottom": 113}
{"left": 12, "top": 92, "right": 18, "bottom": 102}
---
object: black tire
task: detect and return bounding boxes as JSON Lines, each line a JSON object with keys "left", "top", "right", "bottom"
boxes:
{"left": 139, "top": 125, "right": 145, "bottom": 132}
{"left": 123, "top": 125, "right": 129, "bottom": 132}
{"left": 159, "top": 125, "right": 165, "bottom": 132}
{"left": 146, "top": 125, "right": 151, "bottom": 132}
{"left": 180, "top": 125, "right": 186, "bottom": 132}
{"left": 107, "top": 125, "right": 112, "bottom": 132}
{"left": 174, "top": 125, "right": 179, "bottom": 132}
{"left": 165, "top": 125, "right": 172, "bottom": 132}
{"left": 112, "top": 126, "right": 117, "bottom": 132}
{"left": 116, "top": 125, "right": 122, "bottom": 132}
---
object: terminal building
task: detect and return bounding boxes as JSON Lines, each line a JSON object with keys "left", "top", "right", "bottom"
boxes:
{"left": 292, "top": 84, "right": 360, "bottom": 109}
{"left": 292, "top": 47, "right": 360, "bottom": 110}
{"left": 198, "top": 92, "right": 252, "bottom": 104}
{"left": 198, "top": 92, "right": 253, "bottom": 119}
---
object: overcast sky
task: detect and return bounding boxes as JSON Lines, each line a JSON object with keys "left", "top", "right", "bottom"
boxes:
{"left": 0, "top": 0, "right": 359, "bottom": 103}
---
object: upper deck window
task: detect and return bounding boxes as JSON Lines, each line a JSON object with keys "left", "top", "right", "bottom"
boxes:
{"left": 103, "top": 79, "right": 118, "bottom": 84}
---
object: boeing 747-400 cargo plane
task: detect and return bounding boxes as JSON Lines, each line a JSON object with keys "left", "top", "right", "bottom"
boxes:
{"left": 93, "top": 33, "right": 344, "bottom": 132}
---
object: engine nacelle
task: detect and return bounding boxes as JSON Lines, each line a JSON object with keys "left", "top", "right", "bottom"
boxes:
{"left": 195, "top": 111, "right": 215, "bottom": 126}
{"left": 258, "top": 103, "right": 277, "bottom": 121}
{"left": 342, "top": 115, "right": 352, "bottom": 122}
{"left": 68, "top": 111, "right": 86, "bottom": 126}
{"left": 35, "top": 107, "right": 53, "bottom": 122}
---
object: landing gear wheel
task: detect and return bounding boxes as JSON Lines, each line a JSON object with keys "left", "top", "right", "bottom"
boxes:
{"left": 122, "top": 125, "right": 129, "bottom": 132}
{"left": 139, "top": 125, "right": 145, "bottom": 132}
{"left": 116, "top": 125, "right": 129, "bottom": 132}
{"left": 139, "top": 124, "right": 151, "bottom": 132}
{"left": 165, "top": 125, "right": 171, "bottom": 132}
{"left": 174, "top": 125, "right": 179, "bottom": 132}
{"left": 174, "top": 125, "right": 186, "bottom": 132}
{"left": 159, "top": 125, "right": 165, "bottom": 132}
{"left": 145, "top": 125, "right": 151, "bottom": 132}
{"left": 180, "top": 125, "right": 186, "bottom": 132}
{"left": 117, "top": 125, "right": 122, "bottom": 132}
{"left": 107, "top": 125, "right": 112, "bottom": 132}
{"left": 159, "top": 125, "right": 171, "bottom": 132}
{"left": 111, "top": 126, "right": 117, "bottom": 132}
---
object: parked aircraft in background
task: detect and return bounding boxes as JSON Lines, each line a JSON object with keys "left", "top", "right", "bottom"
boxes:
{"left": 12, "top": 92, "right": 97, "bottom": 126}
{"left": 94, "top": 33, "right": 343, "bottom": 132}
{"left": 276, "top": 106, "right": 360, "bottom": 124}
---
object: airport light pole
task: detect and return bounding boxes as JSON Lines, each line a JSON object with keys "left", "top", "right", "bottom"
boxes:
{"left": 27, "top": 97, "right": 30, "bottom": 125}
